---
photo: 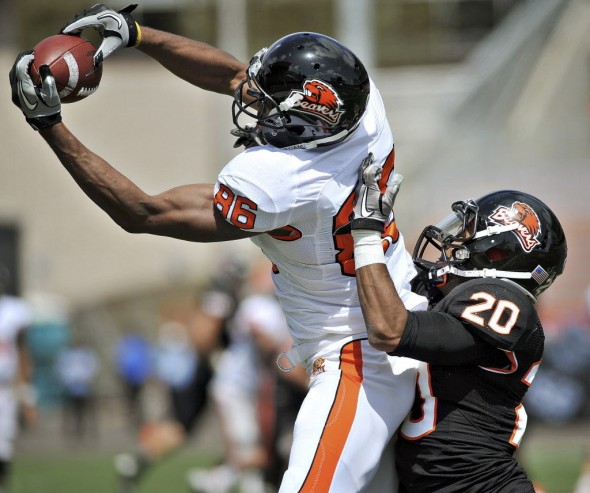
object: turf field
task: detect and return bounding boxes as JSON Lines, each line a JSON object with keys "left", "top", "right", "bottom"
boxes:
{"left": 7, "top": 445, "right": 587, "bottom": 493}
{"left": 521, "top": 444, "right": 587, "bottom": 493}
{"left": 8, "top": 407, "right": 589, "bottom": 493}
{"left": 9, "top": 452, "right": 217, "bottom": 493}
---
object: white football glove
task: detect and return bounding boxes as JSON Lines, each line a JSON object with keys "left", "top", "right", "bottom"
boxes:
{"left": 60, "top": 4, "right": 140, "bottom": 67}
{"left": 336, "top": 152, "right": 404, "bottom": 234}
{"left": 9, "top": 51, "right": 62, "bottom": 131}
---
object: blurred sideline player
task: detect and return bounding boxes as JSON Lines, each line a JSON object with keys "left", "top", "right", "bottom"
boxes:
{"left": 188, "top": 259, "right": 308, "bottom": 493}
{"left": 10, "top": 5, "right": 428, "bottom": 491}
{"left": 55, "top": 337, "right": 100, "bottom": 443}
{"left": 115, "top": 260, "right": 245, "bottom": 492}
{"left": 0, "top": 265, "right": 37, "bottom": 492}
{"left": 344, "top": 154, "right": 567, "bottom": 491}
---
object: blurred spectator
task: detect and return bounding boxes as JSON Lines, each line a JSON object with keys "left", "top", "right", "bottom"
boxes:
{"left": 188, "top": 260, "right": 308, "bottom": 493}
{"left": 24, "top": 292, "right": 71, "bottom": 407}
{"left": 55, "top": 337, "right": 100, "bottom": 443}
{"left": 154, "top": 321, "right": 199, "bottom": 423}
{"left": 115, "top": 332, "right": 153, "bottom": 429}
{"left": 114, "top": 258, "right": 246, "bottom": 493}
{"left": 0, "top": 264, "right": 36, "bottom": 492}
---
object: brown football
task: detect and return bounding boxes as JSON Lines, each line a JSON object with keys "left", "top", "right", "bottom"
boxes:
{"left": 30, "top": 34, "right": 102, "bottom": 104}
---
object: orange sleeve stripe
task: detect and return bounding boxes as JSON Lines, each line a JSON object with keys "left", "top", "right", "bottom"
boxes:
{"left": 298, "top": 340, "right": 364, "bottom": 492}
{"left": 378, "top": 147, "right": 396, "bottom": 193}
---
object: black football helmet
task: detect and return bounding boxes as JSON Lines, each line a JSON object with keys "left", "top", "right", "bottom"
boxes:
{"left": 413, "top": 190, "right": 567, "bottom": 299}
{"left": 232, "top": 32, "right": 370, "bottom": 150}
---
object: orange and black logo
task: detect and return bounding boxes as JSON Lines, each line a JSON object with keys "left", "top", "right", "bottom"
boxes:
{"left": 288, "top": 79, "right": 345, "bottom": 125}
{"left": 489, "top": 201, "right": 541, "bottom": 252}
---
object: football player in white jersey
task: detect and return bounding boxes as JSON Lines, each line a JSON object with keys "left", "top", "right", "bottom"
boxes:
{"left": 10, "top": 5, "right": 427, "bottom": 491}
{"left": 0, "top": 267, "right": 36, "bottom": 492}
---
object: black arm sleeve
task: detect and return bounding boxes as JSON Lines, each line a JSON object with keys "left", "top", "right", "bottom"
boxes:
{"left": 392, "top": 311, "right": 496, "bottom": 366}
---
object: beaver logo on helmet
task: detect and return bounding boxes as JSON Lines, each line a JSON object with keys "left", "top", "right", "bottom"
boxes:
{"left": 489, "top": 201, "right": 542, "bottom": 252}
{"left": 288, "top": 79, "right": 345, "bottom": 125}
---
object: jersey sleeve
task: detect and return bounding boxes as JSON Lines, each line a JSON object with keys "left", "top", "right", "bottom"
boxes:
{"left": 214, "top": 150, "right": 297, "bottom": 233}
{"left": 393, "top": 310, "right": 495, "bottom": 365}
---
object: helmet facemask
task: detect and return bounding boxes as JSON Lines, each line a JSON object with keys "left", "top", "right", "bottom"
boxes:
{"left": 413, "top": 199, "right": 479, "bottom": 281}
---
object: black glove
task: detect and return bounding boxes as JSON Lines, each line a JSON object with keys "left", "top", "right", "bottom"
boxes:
{"left": 9, "top": 51, "right": 62, "bottom": 131}
{"left": 336, "top": 152, "right": 404, "bottom": 234}
{"left": 60, "top": 4, "right": 140, "bottom": 67}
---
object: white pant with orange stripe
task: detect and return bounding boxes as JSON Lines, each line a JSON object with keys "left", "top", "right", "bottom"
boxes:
{"left": 278, "top": 337, "right": 418, "bottom": 493}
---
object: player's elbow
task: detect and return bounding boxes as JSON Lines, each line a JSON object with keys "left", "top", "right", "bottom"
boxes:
{"left": 115, "top": 197, "right": 168, "bottom": 235}
{"left": 117, "top": 218, "right": 144, "bottom": 234}
{"left": 110, "top": 209, "right": 153, "bottom": 235}
{"left": 366, "top": 312, "right": 407, "bottom": 353}
{"left": 367, "top": 327, "right": 401, "bottom": 353}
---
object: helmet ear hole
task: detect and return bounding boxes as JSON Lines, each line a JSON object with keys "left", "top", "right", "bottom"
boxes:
{"left": 485, "top": 247, "right": 510, "bottom": 262}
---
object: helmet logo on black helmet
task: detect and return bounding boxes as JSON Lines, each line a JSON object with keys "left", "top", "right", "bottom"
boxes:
{"left": 287, "top": 79, "right": 345, "bottom": 125}
{"left": 489, "top": 202, "right": 541, "bottom": 253}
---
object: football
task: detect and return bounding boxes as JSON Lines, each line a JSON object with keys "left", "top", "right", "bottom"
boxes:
{"left": 30, "top": 34, "right": 102, "bottom": 104}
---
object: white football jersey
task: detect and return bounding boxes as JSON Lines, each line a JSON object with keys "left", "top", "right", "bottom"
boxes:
{"left": 0, "top": 296, "right": 32, "bottom": 384}
{"left": 215, "top": 80, "right": 427, "bottom": 343}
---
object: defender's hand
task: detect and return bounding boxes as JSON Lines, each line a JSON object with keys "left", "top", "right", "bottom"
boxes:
{"left": 336, "top": 153, "right": 404, "bottom": 234}
{"left": 9, "top": 51, "right": 62, "bottom": 131}
{"left": 60, "top": 4, "right": 140, "bottom": 67}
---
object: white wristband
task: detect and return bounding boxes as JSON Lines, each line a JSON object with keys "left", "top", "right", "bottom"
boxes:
{"left": 352, "top": 230, "right": 385, "bottom": 269}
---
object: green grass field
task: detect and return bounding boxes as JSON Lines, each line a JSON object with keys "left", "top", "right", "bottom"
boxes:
{"left": 521, "top": 444, "right": 587, "bottom": 493}
{"left": 7, "top": 446, "right": 586, "bottom": 493}
{"left": 9, "top": 452, "right": 218, "bottom": 493}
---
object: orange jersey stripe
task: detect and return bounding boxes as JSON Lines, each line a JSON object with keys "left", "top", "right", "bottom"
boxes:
{"left": 378, "top": 147, "right": 396, "bottom": 193}
{"left": 299, "top": 340, "right": 364, "bottom": 492}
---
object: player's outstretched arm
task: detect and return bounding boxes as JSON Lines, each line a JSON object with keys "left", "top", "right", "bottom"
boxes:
{"left": 60, "top": 4, "right": 247, "bottom": 97}
{"left": 137, "top": 27, "right": 247, "bottom": 97}
{"left": 9, "top": 49, "right": 253, "bottom": 243}
{"left": 39, "top": 123, "right": 257, "bottom": 242}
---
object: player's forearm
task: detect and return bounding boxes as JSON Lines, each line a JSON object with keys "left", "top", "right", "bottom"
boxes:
{"left": 356, "top": 263, "right": 408, "bottom": 352}
{"left": 137, "top": 27, "right": 247, "bottom": 96}
{"left": 38, "top": 124, "right": 255, "bottom": 242}
{"left": 39, "top": 122, "right": 158, "bottom": 232}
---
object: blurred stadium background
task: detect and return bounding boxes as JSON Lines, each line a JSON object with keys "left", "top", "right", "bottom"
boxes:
{"left": 1, "top": 0, "right": 589, "bottom": 492}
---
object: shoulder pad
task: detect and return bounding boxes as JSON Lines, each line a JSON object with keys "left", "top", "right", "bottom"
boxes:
{"left": 439, "top": 278, "right": 538, "bottom": 350}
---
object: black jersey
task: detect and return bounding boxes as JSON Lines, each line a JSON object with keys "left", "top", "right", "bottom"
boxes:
{"left": 393, "top": 278, "right": 542, "bottom": 493}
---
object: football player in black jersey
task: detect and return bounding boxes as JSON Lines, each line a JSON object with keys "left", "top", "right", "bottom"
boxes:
{"left": 345, "top": 154, "right": 567, "bottom": 492}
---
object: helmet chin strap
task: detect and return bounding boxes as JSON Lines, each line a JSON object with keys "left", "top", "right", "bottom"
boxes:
{"left": 281, "top": 128, "right": 352, "bottom": 150}
{"left": 279, "top": 92, "right": 304, "bottom": 112}
{"left": 431, "top": 265, "right": 533, "bottom": 281}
